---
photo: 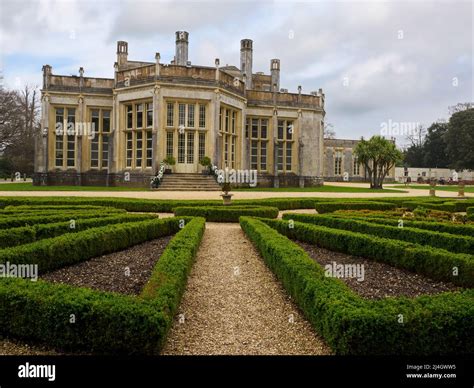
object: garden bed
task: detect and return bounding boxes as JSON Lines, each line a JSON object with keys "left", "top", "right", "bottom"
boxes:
{"left": 42, "top": 236, "right": 173, "bottom": 295}
{"left": 297, "top": 241, "right": 459, "bottom": 300}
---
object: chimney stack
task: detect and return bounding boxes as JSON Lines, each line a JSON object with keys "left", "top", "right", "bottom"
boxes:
{"left": 42, "top": 64, "right": 52, "bottom": 89}
{"left": 175, "top": 31, "right": 189, "bottom": 66}
{"left": 240, "top": 39, "right": 253, "bottom": 89}
{"left": 117, "top": 41, "right": 128, "bottom": 67}
{"left": 270, "top": 59, "right": 280, "bottom": 92}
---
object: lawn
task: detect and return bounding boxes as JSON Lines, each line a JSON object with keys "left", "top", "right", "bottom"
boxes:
{"left": 234, "top": 185, "right": 407, "bottom": 193}
{"left": 389, "top": 184, "right": 474, "bottom": 193}
{"left": 0, "top": 183, "right": 148, "bottom": 191}
{"left": 0, "top": 183, "right": 407, "bottom": 193}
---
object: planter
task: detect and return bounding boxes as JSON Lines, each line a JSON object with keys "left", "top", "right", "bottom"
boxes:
{"left": 164, "top": 169, "right": 172, "bottom": 174}
{"left": 201, "top": 169, "right": 209, "bottom": 175}
{"left": 220, "top": 193, "right": 233, "bottom": 205}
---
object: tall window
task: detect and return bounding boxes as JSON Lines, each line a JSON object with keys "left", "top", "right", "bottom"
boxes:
{"left": 146, "top": 131, "right": 153, "bottom": 168}
{"left": 178, "top": 132, "right": 186, "bottom": 163}
{"left": 187, "top": 104, "right": 195, "bottom": 128}
{"left": 178, "top": 104, "right": 186, "bottom": 127}
{"left": 199, "top": 104, "right": 206, "bottom": 128}
{"left": 136, "top": 103, "right": 143, "bottom": 128}
{"left": 353, "top": 156, "right": 360, "bottom": 175}
{"left": 54, "top": 107, "right": 77, "bottom": 169}
{"left": 124, "top": 101, "right": 152, "bottom": 169}
{"left": 220, "top": 107, "right": 238, "bottom": 168}
{"left": 126, "top": 132, "right": 133, "bottom": 167}
{"left": 276, "top": 119, "right": 294, "bottom": 172}
{"left": 90, "top": 108, "right": 111, "bottom": 169}
{"left": 247, "top": 117, "right": 269, "bottom": 171}
{"left": 167, "top": 103, "right": 174, "bottom": 127}
{"left": 166, "top": 132, "right": 174, "bottom": 158}
{"left": 198, "top": 132, "right": 206, "bottom": 162}
{"left": 166, "top": 101, "right": 207, "bottom": 166}
{"left": 187, "top": 132, "right": 194, "bottom": 163}
{"left": 127, "top": 105, "right": 133, "bottom": 129}
{"left": 146, "top": 103, "right": 153, "bottom": 128}
{"left": 334, "top": 150, "right": 343, "bottom": 175}
{"left": 135, "top": 131, "right": 143, "bottom": 167}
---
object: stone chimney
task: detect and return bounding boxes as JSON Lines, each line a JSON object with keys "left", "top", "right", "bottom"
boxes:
{"left": 175, "top": 31, "right": 189, "bottom": 66}
{"left": 240, "top": 39, "right": 253, "bottom": 89}
{"left": 117, "top": 41, "right": 128, "bottom": 67}
{"left": 42, "top": 65, "right": 52, "bottom": 89}
{"left": 270, "top": 59, "right": 280, "bottom": 92}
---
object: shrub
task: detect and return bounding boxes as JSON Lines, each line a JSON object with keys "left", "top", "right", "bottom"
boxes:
{"left": 271, "top": 216, "right": 473, "bottom": 287}
{"left": 282, "top": 213, "right": 474, "bottom": 255}
{"left": 0, "top": 217, "right": 205, "bottom": 354}
{"left": 341, "top": 216, "right": 474, "bottom": 238}
{"left": 240, "top": 216, "right": 474, "bottom": 355}
{"left": 0, "top": 214, "right": 156, "bottom": 249}
{"left": 315, "top": 201, "right": 397, "bottom": 214}
{"left": 0, "top": 212, "right": 127, "bottom": 230}
{"left": 468, "top": 207, "right": 474, "bottom": 221}
{"left": 0, "top": 217, "right": 185, "bottom": 273}
{"left": 173, "top": 206, "right": 279, "bottom": 222}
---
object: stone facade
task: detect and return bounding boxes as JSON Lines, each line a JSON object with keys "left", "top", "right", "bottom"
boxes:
{"left": 324, "top": 138, "right": 396, "bottom": 182}
{"left": 34, "top": 31, "right": 327, "bottom": 188}
{"left": 35, "top": 31, "right": 394, "bottom": 188}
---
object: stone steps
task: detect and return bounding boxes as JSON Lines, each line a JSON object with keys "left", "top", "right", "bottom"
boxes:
{"left": 158, "top": 173, "right": 221, "bottom": 191}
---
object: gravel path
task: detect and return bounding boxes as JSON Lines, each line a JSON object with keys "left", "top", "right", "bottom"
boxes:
{"left": 297, "top": 241, "right": 460, "bottom": 299}
{"left": 162, "top": 222, "right": 331, "bottom": 355}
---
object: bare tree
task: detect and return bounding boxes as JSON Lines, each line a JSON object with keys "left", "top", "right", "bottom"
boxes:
{"left": 323, "top": 122, "right": 336, "bottom": 139}
{"left": 0, "top": 85, "right": 40, "bottom": 175}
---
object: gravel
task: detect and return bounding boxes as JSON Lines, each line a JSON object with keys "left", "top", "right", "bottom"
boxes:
{"left": 162, "top": 222, "right": 331, "bottom": 355}
{"left": 296, "top": 241, "right": 460, "bottom": 299}
{"left": 41, "top": 236, "right": 172, "bottom": 295}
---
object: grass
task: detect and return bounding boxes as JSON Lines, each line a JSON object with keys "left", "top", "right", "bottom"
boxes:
{"left": 389, "top": 184, "right": 474, "bottom": 193}
{"left": 0, "top": 183, "right": 407, "bottom": 193}
{"left": 0, "top": 183, "right": 148, "bottom": 191}
{"left": 234, "top": 185, "right": 407, "bottom": 193}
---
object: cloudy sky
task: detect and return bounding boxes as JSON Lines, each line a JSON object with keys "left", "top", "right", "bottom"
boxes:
{"left": 0, "top": 0, "right": 472, "bottom": 143}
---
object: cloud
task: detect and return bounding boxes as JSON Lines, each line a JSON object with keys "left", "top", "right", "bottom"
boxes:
{"left": 1, "top": 0, "right": 471, "bottom": 141}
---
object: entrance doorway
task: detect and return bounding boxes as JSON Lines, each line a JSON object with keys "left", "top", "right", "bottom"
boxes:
{"left": 176, "top": 130, "right": 197, "bottom": 173}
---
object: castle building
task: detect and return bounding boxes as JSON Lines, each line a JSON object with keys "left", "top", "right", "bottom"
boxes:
{"left": 34, "top": 31, "right": 325, "bottom": 187}
{"left": 34, "top": 31, "right": 394, "bottom": 188}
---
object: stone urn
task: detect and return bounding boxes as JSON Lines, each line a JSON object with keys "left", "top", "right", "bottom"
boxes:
{"left": 220, "top": 182, "right": 233, "bottom": 205}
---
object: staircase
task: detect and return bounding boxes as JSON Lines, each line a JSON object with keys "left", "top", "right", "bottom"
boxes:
{"left": 158, "top": 173, "right": 222, "bottom": 191}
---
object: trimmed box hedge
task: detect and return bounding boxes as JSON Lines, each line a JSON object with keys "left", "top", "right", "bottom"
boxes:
{"left": 269, "top": 216, "right": 473, "bottom": 287}
{"left": 338, "top": 216, "right": 474, "bottom": 238}
{"left": 0, "top": 213, "right": 156, "bottom": 249}
{"left": 240, "top": 216, "right": 474, "bottom": 355}
{"left": 282, "top": 213, "right": 474, "bottom": 255}
{"left": 0, "top": 216, "right": 184, "bottom": 273}
{"left": 0, "top": 217, "right": 205, "bottom": 354}
{"left": 315, "top": 201, "right": 397, "bottom": 214}
{"left": 468, "top": 207, "right": 474, "bottom": 221}
{"left": 0, "top": 211, "right": 127, "bottom": 230}
{"left": 173, "top": 205, "right": 279, "bottom": 222}
{"left": 0, "top": 196, "right": 394, "bottom": 213}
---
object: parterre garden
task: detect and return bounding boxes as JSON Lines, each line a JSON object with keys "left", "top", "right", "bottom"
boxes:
{"left": 0, "top": 195, "right": 473, "bottom": 355}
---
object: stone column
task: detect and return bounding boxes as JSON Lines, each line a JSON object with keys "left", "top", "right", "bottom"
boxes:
{"left": 272, "top": 107, "right": 279, "bottom": 188}
{"left": 152, "top": 84, "right": 161, "bottom": 171}
{"left": 76, "top": 96, "right": 84, "bottom": 185}
{"left": 112, "top": 92, "right": 120, "bottom": 175}
{"left": 213, "top": 90, "right": 221, "bottom": 167}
